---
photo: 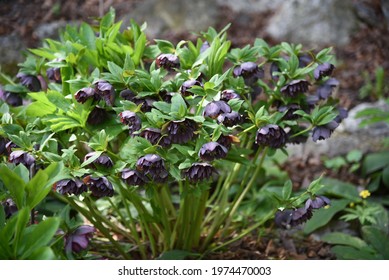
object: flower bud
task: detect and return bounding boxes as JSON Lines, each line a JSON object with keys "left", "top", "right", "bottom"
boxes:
{"left": 94, "top": 80, "right": 115, "bottom": 106}
{"left": 75, "top": 87, "right": 97, "bottom": 103}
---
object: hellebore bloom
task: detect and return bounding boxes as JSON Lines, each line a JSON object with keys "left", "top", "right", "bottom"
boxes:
{"left": 135, "top": 98, "right": 155, "bottom": 113}
{"left": 83, "top": 176, "right": 114, "bottom": 197}
{"left": 55, "top": 178, "right": 87, "bottom": 196}
{"left": 84, "top": 152, "right": 113, "bottom": 169}
{"left": 74, "top": 87, "right": 97, "bottom": 103}
{"left": 9, "top": 150, "right": 35, "bottom": 168}
{"left": 314, "top": 62, "right": 335, "bottom": 80}
{"left": 217, "top": 134, "right": 239, "bottom": 150}
{"left": 199, "top": 142, "right": 228, "bottom": 161}
{"left": 0, "top": 89, "right": 23, "bottom": 107}
{"left": 278, "top": 104, "right": 300, "bottom": 120}
{"left": 334, "top": 107, "right": 348, "bottom": 123}
{"left": 119, "top": 111, "right": 142, "bottom": 134}
{"left": 140, "top": 128, "right": 172, "bottom": 147}
{"left": 312, "top": 121, "right": 339, "bottom": 142}
{"left": 180, "top": 79, "right": 202, "bottom": 96}
{"left": 233, "top": 62, "right": 264, "bottom": 85}
{"left": 136, "top": 154, "right": 169, "bottom": 183}
{"left": 184, "top": 162, "right": 217, "bottom": 183}
{"left": 281, "top": 79, "right": 310, "bottom": 98}
{"left": 203, "top": 100, "right": 231, "bottom": 119}
{"left": 46, "top": 67, "right": 62, "bottom": 83}
{"left": 1, "top": 198, "right": 18, "bottom": 219}
{"left": 156, "top": 53, "right": 180, "bottom": 70}
{"left": 220, "top": 89, "right": 241, "bottom": 102}
{"left": 298, "top": 54, "right": 312, "bottom": 68}
{"left": 316, "top": 78, "right": 339, "bottom": 100}
{"left": 217, "top": 111, "right": 242, "bottom": 127}
{"left": 94, "top": 80, "right": 115, "bottom": 106}
{"left": 121, "top": 168, "right": 148, "bottom": 186}
{"left": 16, "top": 73, "right": 41, "bottom": 92}
{"left": 305, "top": 195, "right": 331, "bottom": 210}
{"left": 165, "top": 119, "right": 197, "bottom": 144}
{"left": 65, "top": 225, "right": 95, "bottom": 254}
{"left": 87, "top": 106, "right": 108, "bottom": 126}
{"left": 275, "top": 207, "right": 313, "bottom": 228}
{"left": 255, "top": 124, "right": 287, "bottom": 149}
{"left": 119, "top": 89, "right": 136, "bottom": 101}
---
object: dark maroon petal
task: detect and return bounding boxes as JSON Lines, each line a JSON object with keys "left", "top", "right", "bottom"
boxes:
{"left": 156, "top": 53, "right": 180, "bottom": 70}
{"left": 314, "top": 62, "right": 335, "bottom": 80}
{"left": 199, "top": 142, "right": 228, "bottom": 161}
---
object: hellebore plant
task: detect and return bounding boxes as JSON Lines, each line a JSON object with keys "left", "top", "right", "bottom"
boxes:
{"left": 0, "top": 9, "right": 342, "bottom": 259}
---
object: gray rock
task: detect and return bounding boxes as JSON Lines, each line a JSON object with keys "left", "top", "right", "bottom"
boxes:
{"left": 288, "top": 101, "right": 389, "bottom": 158}
{"left": 0, "top": 34, "right": 26, "bottom": 70}
{"left": 266, "top": 0, "right": 358, "bottom": 46}
{"left": 216, "top": 0, "right": 285, "bottom": 13}
{"left": 122, "top": 0, "right": 218, "bottom": 38}
{"left": 33, "top": 21, "right": 79, "bottom": 41}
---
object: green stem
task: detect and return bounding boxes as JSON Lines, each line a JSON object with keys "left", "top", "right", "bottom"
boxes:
{"left": 291, "top": 125, "right": 313, "bottom": 138}
{"left": 57, "top": 194, "right": 130, "bottom": 259}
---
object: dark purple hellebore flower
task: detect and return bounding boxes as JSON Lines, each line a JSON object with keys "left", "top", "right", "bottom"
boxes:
{"left": 83, "top": 176, "right": 114, "bottom": 197}
{"left": 312, "top": 121, "right": 339, "bottom": 142}
{"left": 314, "top": 62, "right": 335, "bottom": 80}
{"left": 84, "top": 152, "right": 113, "bottom": 169}
{"left": 1, "top": 198, "right": 18, "bottom": 219}
{"left": 46, "top": 67, "right": 62, "bottom": 83}
{"left": 87, "top": 106, "right": 108, "bottom": 126}
{"left": 275, "top": 207, "right": 313, "bottom": 229}
{"left": 74, "top": 87, "right": 97, "bottom": 103}
{"left": 119, "top": 89, "right": 136, "bottom": 101}
{"left": 16, "top": 73, "right": 41, "bottom": 92}
{"left": 65, "top": 225, "right": 95, "bottom": 254}
{"left": 200, "top": 41, "right": 210, "bottom": 53}
{"left": 140, "top": 128, "right": 171, "bottom": 147}
{"left": 233, "top": 62, "right": 264, "bottom": 85}
{"left": 203, "top": 100, "right": 231, "bottom": 119}
{"left": 121, "top": 168, "right": 148, "bottom": 186}
{"left": 281, "top": 79, "right": 310, "bottom": 98}
{"left": 217, "top": 111, "right": 242, "bottom": 127}
{"left": 136, "top": 154, "right": 169, "bottom": 183}
{"left": 119, "top": 111, "right": 142, "bottom": 134}
{"left": 220, "top": 89, "right": 241, "bottom": 102}
{"left": 9, "top": 150, "right": 35, "bottom": 168}
{"left": 278, "top": 104, "right": 300, "bottom": 120}
{"left": 55, "top": 178, "right": 87, "bottom": 196}
{"left": 255, "top": 124, "right": 287, "bottom": 149}
{"left": 305, "top": 195, "right": 330, "bottom": 210}
{"left": 156, "top": 53, "right": 180, "bottom": 70}
{"left": 334, "top": 107, "right": 348, "bottom": 123}
{"left": 316, "top": 78, "right": 339, "bottom": 100}
{"left": 94, "top": 80, "right": 115, "bottom": 106}
{"left": 165, "top": 119, "right": 197, "bottom": 144}
{"left": 180, "top": 79, "right": 203, "bottom": 96}
{"left": 0, "top": 89, "right": 23, "bottom": 107}
{"left": 135, "top": 98, "right": 155, "bottom": 113}
{"left": 216, "top": 135, "right": 237, "bottom": 150}
{"left": 184, "top": 162, "right": 217, "bottom": 183}
{"left": 298, "top": 54, "right": 312, "bottom": 68}
{"left": 199, "top": 142, "right": 228, "bottom": 161}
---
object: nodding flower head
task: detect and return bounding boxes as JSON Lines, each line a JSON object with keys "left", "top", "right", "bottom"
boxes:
{"left": 314, "top": 62, "right": 335, "bottom": 80}
{"left": 94, "top": 80, "right": 115, "bottom": 106}
{"left": 119, "top": 111, "right": 142, "bottom": 134}
{"left": 280, "top": 79, "right": 310, "bottom": 98}
{"left": 184, "top": 162, "right": 217, "bottom": 183}
{"left": 255, "top": 124, "right": 287, "bottom": 149}
{"left": 83, "top": 176, "right": 114, "bottom": 198}
{"left": 55, "top": 178, "right": 87, "bottom": 196}
{"left": 121, "top": 168, "right": 148, "bottom": 186}
{"left": 165, "top": 119, "right": 197, "bottom": 144}
{"left": 156, "top": 53, "right": 180, "bottom": 70}
{"left": 136, "top": 154, "right": 169, "bottom": 183}
{"left": 198, "top": 142, "right": 228, "bottom": 162}
{"left": 203, "top": 101, "right": 231, "bottom": 119}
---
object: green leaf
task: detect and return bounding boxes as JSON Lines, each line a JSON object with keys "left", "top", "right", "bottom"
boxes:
{"left": 155, "top": 39, "right": 175, "bottom": 53}
{"left": 20, "top": 218, "right": 60, "bottom": 259}
{"left": 13, "top": 208, "right": 30, "bottom": 256}
{"left": 26, "top": 247, "right": 56, "bottom": 260}
{"left": 157, "top": 250, "right": 197, "bottom": 260}
{"left": 321, "top": 178, "right": 359, "bottom": 200}
{"left": 0, "top": 164, "right": 26, "bottom": 208}
{"left": 382, "top": 166, "right": 389, "bottom": 188}
{"left": 282, "top": 180, "right": 293, "bottom": 200}
{"left": 80, "top": 22, "right": 96, "bottom": 50}
{"left": 331, "top": 245, "right": 378, "bottom": 260}
{"left": 0, "top": 205, "right": 5, "bottom": 230}
{"left": 304, "top": 199, "right": 350, "bottom": 234}
{"left": 132, "top": 33, "right": 146, "bottom": 66}
{"left": 46, "top": 90, "right": 71, "bottom": 112}
{"left": 322, "top": 232, "right": 369, "bottom": 249}
{"left": 170, "top": 94, "right": 187, "bottom": 116}
{"left": 346, "top": 150, "right": 363, "bottom": 163}
{"left": 362, "top": 151, "right": 389, "bottom": 175}
{"left": 362, "top": 226, "right": 389, "bottom": 259}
